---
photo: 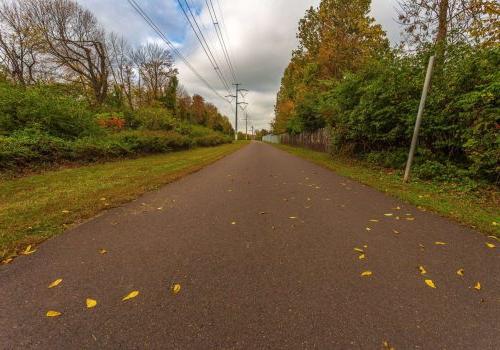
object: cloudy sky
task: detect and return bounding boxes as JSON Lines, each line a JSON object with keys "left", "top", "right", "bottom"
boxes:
{"left": 77, "top": 0, "right": 401, "bottom": 131}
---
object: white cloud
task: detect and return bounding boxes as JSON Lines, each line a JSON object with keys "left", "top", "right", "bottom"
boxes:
{"left": 77, "top": 0, "right": 401, "bottom": 131}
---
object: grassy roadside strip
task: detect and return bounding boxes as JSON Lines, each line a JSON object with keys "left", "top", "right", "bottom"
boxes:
{"left": 272, "top": 143, "right": 499, "bottom": 238}
{"left": 0, "top": 142, "right": 248, "bottom": 261}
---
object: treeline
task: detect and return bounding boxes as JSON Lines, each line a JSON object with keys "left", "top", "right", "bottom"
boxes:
{"left": 0, "top": 0, "right": 234, "bottom": 175}
{"left": 273, "top": 0, "right": 499, "bottom": 185}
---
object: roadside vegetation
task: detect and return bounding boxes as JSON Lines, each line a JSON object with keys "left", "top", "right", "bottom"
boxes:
{"left": 0, "top": 142, "right": 247, "bottom": 261}
{"left": 274, "top": 143, "right": 499, "bottom": 237}
{"left": 272, "top": 0, "right": 499, "bottom": 187}
{"left": 0, "top": 0, "right": 235, "bottom": 178}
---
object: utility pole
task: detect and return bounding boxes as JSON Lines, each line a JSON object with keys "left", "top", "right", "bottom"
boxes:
{"left": 404, "top": 55, "right": 435, "bottom": 183}
{"left": 251, "top": 125, "right": 254, "bottom": 140}
{"left": 226, "top": 84, "right": 248, "bottom": 141}
{"left": 245, "top": 112, "right": 248, "bottom": 140}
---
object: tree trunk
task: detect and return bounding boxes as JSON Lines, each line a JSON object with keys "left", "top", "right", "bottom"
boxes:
{"left": 435, "top": 0, "right": 449, "bottom": 61}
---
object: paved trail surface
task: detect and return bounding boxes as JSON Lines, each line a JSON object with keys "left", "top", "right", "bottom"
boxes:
{"left": 1, "top": 142, "right": 499, "bottom": 349}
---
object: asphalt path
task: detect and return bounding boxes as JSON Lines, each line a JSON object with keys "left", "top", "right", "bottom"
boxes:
{"left": 1, "top": 141, "right": 499, "bottom": 349}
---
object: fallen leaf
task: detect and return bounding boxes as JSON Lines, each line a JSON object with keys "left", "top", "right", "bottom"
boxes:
{"left": 424, "top": 279, "right": 436, "bottom": 289}
{"left": 122, "top": 290, "right": 139, "bottom": 301}
{"left": 392, "top": 206, "right": 401, "bottom": 210}
{"left": 100, "top": 198, "right": 106, "bottom": 201}
{"left": 289, "top": 216, "right": 297, "bottom": 219}
{"left": 383, "top": 340, "right": 396, "bottom": 350}
{"left": 457, "top": 269, "right": 464, "bottom": 276}
{"left": 406, "top": 217, "right": 415, "bottom": 221}
{"left": 487, "top": 235, "right": 499, "bottom": 241}
{"left": 86, "top": 298, "right": 97, "bottom": 308}
{"left": 99, "top": 249, "right": 107, "bottom": 254}
{"left": 157, "top": 207, "right": 163, "bottom": 210}
{"left": 435, "top": 242, "right": 447, "bottom": 245}
{"left": 358, "top": 254, "right": 366, "bottom": 260}
{"left": 231, "top": 221, "right": 236, "bottom": 225}
{"left": 366, "top": 227, "right": 371, "bottom": 231}
{"left": 22, "top": 245, "right": 36, "bottom": 255}
{"left": 61, "top": 210, "right": 70, "bottom": 214}
{"left": 485, "top": 242, "right": 496, "bottom": 249}
{"left": 48, "top": 279, "right": 63, "bottom": 288}
{"left": 354, "top": 248, "right": 364, "bottom": 253}
{"left": 393, "top": 230, "right": 400, "bottom": 234}
{"left": 2, "top": 258, "right": 13, "bottom": 264}
{"left": 361, "top": 271, "right": 372, "bottom": 277}
{"left": 419, "top": 266, "right": 427, "bottom": 275}
{"left": 46, "top": 310, "right": 62, "bottom": 317}
{"left": 384, "top": 213, "right": 393, "bottom": 217}
{"left": 171, "top": 283, "right": 181, "bottom": 295}
{"left": 369, "top": 219, "right": 379, "bottom": 223}
{"left": 473, "top": 282, "right": 481, "bottom": 291}
{"left": 419, "top": 243, "right": 425, "bottom": 249}
{"left": 363, "top": 245, "right": 368, "bottom": 248}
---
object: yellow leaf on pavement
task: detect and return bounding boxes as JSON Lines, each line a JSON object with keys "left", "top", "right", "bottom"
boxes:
{"left": 393, "top": 230, "right": 400, "bottom": 234}
{"left": 457, "top": 269, "right": 464, "bottom": 276}
{"left": 369, "top": 219, "right": 379, "bottom": 222}
{"left": 354, "top": 248, "right": 364, "bottom": 253}
{"left": 485, "top": 242, "right": 496, "bottom": 248}
{"left": 424, "top": 279, "right": 436, "bottom": 288}
{"left": 384, "top": 213, "right": 393, "bottom": 217}
{"left": 231, "top": 221, "right": 236, "bottom": 225}
{"left": 46, "top": 310, "right": 62, "bottom": 317}
{"left": 48, "top": 279, "right": 62, "bottom": 288}
{"left": 473, "top": 282, "right": 481, "bottom": 291}
{"left": 435, "top": 242, "right": 447, "bottom": 245}
{"left": 358, "top": 254, "right": 366, "bottom": 260}
{"left": 171, "top": 283, "right": 181, "bottom": 295}
{"left": 289, "top": 216, "right": 297, "bottom": 219}
{"left": 361, "top": 271, "right": 372, "bottom": 277}
{"left": 419, "top": 266, "right": 427, "bottom": 275}
{"left": 2, "top": 258, "right": 13, "bottom": 264}
{"left": 122, "top": 290, "right": 139, "bottom": 301}
{"left": 366, "top": 227, "right": 371, "bottom": 231}
{"left": 22, "top": 245, "right": 36, "bottom": 255}
{"left": 86, "top": 298, "right": 97, "bottom": 308}
{"left": 99, "top": 249, "right": 107, "bottom": 254}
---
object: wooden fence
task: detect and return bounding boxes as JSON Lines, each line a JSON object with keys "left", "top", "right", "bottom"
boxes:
{"left": 280, "top": 128, "right": 331, "bottom": 152}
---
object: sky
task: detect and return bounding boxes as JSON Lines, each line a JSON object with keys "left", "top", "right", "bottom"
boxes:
{"left": 77, "top": 0, "right": 401, "bottom": 131}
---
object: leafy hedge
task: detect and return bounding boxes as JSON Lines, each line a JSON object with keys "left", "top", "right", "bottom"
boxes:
{"left": 0, "top": 127, "right": 231, "bottom": 173}
{"left": 321, "top": 45, "right": 499, "bottom": 184}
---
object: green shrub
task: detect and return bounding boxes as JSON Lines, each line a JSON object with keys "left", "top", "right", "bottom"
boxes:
{"left": 0, "top": 80, "right": 99, "bottom": 139}
{"left": 321, "top": 45, "right": 500, "bottom": 184}
{"left": 134, "top": 107, "right": 176, "bottom": 131}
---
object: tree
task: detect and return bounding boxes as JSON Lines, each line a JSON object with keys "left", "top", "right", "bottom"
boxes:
{"left": 108, "top": 33, "right": 135, "bottom": 108}
{"left": 398, "top": 0, "right": 500, "bottom": 48}
{"left": 0, "top": 1, "right": 41, "bottom": 85}
{"left": 133, "top": 43, "right": 177, "bottom": 102}
{"left": 162, "top": 75, "right": 178, "bottom": 112}
{"left": 273, "top": 0, "right": 388, "bottom": 134}
{"left": 25, "top": 0, "right": 109, "bottom": 104}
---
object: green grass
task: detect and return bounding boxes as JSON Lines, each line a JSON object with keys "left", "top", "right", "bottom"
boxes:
{"left": 0, "top": 142, "right": 248, "bottom": 260}
{"left": 272, "top": 144, "right": 500, "bottom": 237}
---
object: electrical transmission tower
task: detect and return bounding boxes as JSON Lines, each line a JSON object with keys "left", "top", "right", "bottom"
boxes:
{"left": 227, "top": 84, "right": 247, "bottom": 140}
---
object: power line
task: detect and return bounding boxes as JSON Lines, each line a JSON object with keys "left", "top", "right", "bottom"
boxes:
{"left": 126, "top": 0, "right": 230, "bottom": 103}
{"left": 177, "top": 0, "right": 232, "bottom": 94}
{"left": 206, "top": 0, "right": 237, "bottom": 83}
